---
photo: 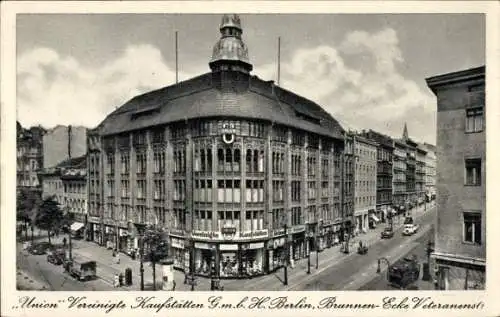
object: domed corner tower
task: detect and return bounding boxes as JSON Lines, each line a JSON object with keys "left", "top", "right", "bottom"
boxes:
{"left": 209, "top": 14, "right": 253, "bottom": 75}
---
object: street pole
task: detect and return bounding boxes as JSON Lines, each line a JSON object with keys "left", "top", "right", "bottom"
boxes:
{"left": 69, "top": 229, "right": 72, "bottom": 260}
{"left": 190, "top": 236, "right": 195, "bottom": 291}
{"left": 140, "top": 235, "right": 144, "bottom": 291}
{"left": 316, "top": 221, "right": 321, "bottom": 270}
{"left": 307, "top": 245, "right": 311, "bottom": 274}
{"left": 283, "top": 223, "right": 288, "bottom": 286}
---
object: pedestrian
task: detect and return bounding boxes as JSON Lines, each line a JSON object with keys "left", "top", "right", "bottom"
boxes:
{"left": 63, "top": 237, "right": 67, "bottom": 248}
{"left": 115, "top": 252, "right": 120, "bottom": 264}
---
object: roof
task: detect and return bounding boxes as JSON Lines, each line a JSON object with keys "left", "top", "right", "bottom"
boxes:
{"left": 97, "top": 72, "right": 345, "bottom": 140}
{"left": 56, "top": 155, "right": 87, "bottom": 169}
{"left": 426, "top": 65, "right": 485, "bottom": 93}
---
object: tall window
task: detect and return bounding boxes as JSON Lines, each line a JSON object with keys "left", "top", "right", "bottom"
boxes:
{"left": 136, "top": 152, "right": 146, "bottom": 174}
{"left": 217, "top": 210, "right": 240, "bottom": 229}
{"left": 153, "top": 151, "right": 165, "bottom": 174}
{"left": 291, "top": 207, "right": 302, "bottom": 226}
{"left": 272, "top": 152, "right": 285, "bottom": 175}
{"left": 154, "top": 180, "right": 165, "bottom": 200}
{"left": 321, "top": 181, "right": 329, "bottom": 198}
{"left": 121, "top": 180, "right": 130, "bottom": 198}
{"left": 106, "top": 154, "right": 115, "bottom": 174}
{"left": 272, "top": 209, "right": 284, "bottom": 229}
{"left": 245, "top": 180, "right": 264, "bottom": 203}
{"left": 120, "top": 152, "right": 130, "bottom": 174}
{"left": 272, "top": 181, "right": 284, "bottom": 202}
{"left": 465, "top": 159, "right": 481, "bottom": 186}
{"left": 291, "top": 181, "right": 301, "bottom": 202}
{"left": 173, "top": 149, "right": 186, "bottom": 173}
{"left": 307, "top": 156, "right": 317, "bottom": 177}
{"left": 217, "top": 148, "right": 241, "bottom": 172}
{"left": 465, "top": 107, "right": 484, "bottom": 133}
{"left": 136, "top": 180, "right": 146, "bottom": 199}
{"left": 194, "top": 180, "right": 213, "bottom": 202}
{"left": 173, "top": 208, "right": 186, "bottom": 230}
{"left": 292, "top": 154, "right": 302, "bottom": 176}
{"left": 217, "top": 180, "right": 241, "bottom": 203}
{"left": 463, "top": 212, "right": 481, "bottom": 244}
{"left": 193, "top": 210, "right": 213, "bottom": 231}
{"left": 245, "top": 149, "right": 264, "bottom": 173}
{"left": 174, "top": 180, "right": 186, "bottom": 201}
{"left": 194, "top": 148, "right": 213, "bottom": 172}
{"left": 244, "top": 210, "right": 264, "bottom": 231}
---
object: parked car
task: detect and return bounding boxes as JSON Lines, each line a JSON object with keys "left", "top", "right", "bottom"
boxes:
{"left": 388, "top": 255, "right": 420, "bottom": 289}
{"left": 65, "top": 259, "right": 97, "bottom": 281}
{"left": 28, "top": 242, "right": 53, "bottom": 255}
{"left": 403, "top": 224, "right": 420, "bottom": 236}
{"left": 381, "top": 227, "right": 394, "bottom": 239}
{"left": 47, "top": 249, "right": 66, "bottom": 265}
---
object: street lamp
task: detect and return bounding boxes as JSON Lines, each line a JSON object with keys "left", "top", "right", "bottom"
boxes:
{"left": 282, "top": 220, "right": 289, "bottom": 286}
{"left": 139, "top": 233, "right": 145, "bottom": 291}
{"left": 307, "top": 237, "right": 311, "bottom": 274}
{"left": 316, "top": 220, "right": 322, "bottom": 270}
{"left": 376, "top": 257, "right": 390, "bottom": 280}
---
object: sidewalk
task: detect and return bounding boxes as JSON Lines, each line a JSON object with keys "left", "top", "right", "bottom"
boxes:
{"left": 57, "top": 202, "right": 433, "bottom": 291}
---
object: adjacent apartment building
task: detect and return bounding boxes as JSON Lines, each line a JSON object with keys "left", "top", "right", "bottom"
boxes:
{"left": 352, "top": 135, "right": 377, "bottom": 234}
{"left": 426, "top": 65, "right": 485, "bottom": 290}
{"left": 17, "top": 122, "right": 45, "bottom": 190}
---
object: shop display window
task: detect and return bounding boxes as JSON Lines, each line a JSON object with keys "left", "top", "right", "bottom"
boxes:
{"left": 220, "top": 252, "right": 239, "bottom": 278}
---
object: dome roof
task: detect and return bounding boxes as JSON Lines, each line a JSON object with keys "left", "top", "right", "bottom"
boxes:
{"left": 210, "top": 14, "right": 252, "bottom": 72}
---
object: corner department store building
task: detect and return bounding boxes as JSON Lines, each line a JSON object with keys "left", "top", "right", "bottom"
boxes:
{"left": 87, "top": 14, "right": 353, "bottom": 278}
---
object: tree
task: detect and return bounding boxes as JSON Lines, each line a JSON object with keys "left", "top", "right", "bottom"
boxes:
{"left": 16, "top": 189, "right": 41, "bottom": 241}
{"left": 142, "top": 225, "right": 168, "bottom": 290}
{"left": 34, "top": 196, "right": 64, "bottom": 244}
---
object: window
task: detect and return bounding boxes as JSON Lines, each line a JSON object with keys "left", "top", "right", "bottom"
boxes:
{"left": 272, "top": 152, "right": 285, "bottom": 174}
{"left": 291, "top": 181, "right": 301, "bottom": 202}
{"left": 106, "top": 154, "right": 115, "bottom": 174}
{"left": 121, "top": 180, "right": 130, "bottom": 198}
{"left": 273, "top": 181, "right": 284, "bottom": 202}
{"left": 174, "top": 180, "right": 186, "bottom": 201}
{"left": 465, "top": 107, "right": 484, "bottom": 133}
{"left": 463, "top": 212, "right": 481, "bottom": 244}
{"left": 153, "top": 151, "right": 165, "bottom": 174}
{"left": 136, "top": 180, "right": 146, "bottom": 199}
{"left": 193, "top": 210, "right": 213, "bottom": 231}
{"left": 194, "top": 180, "right": 213, "bottom": 202}
{"left": 272, "top": 208, "right": 284, "bottom": 229}
{"left": 291, "top": 207, "right": 302, "bottom": 226}
{"left": 465, "top": 159, "right": 481, "bottom": 186}
{"left": 244, "top": 210, "right": 264, "bottom": 231}
{"left": 174, "top": 149, "right": 186, "bottom": 173}
{"left": 154, "top": 180, "right": 165, "bottom": 200}
{"left": 136, "top": 152, "right": 147, "bottom": 174}
{"left": 173, "top": 208, "right": 186, "bottom": 230}
{"left": 120, "top": 152, "right": 130, "bottom": 174}
{"left": 217, "top": 210, "right": 240, "bottom": 230}
{"left": 245, "top": 180, "right": 263, "bottom": 203}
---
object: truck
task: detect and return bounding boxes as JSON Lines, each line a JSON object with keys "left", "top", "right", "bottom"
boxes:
{"left": 387, "top": 255, "right": 420, "bottom": 289}
{"left": 402, "top": 224, "right": 420, "bottom": 236}
{"left": 64, "top": 259, "right": 97, "bottom": 281}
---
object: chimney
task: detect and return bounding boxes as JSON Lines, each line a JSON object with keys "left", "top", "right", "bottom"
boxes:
{"left": 68, "top": 125, "right": 72, "bottom": 161}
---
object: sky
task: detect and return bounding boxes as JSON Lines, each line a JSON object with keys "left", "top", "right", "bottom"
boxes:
{"left": 16, "top": 13, "right": 485, "bottom": 144}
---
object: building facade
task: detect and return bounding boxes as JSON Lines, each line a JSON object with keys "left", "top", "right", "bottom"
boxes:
{"left": 392, "top": 139, "right": 407, "bottom": 213}
{"left": 87, "top": 14, "right": 351, "bottom": 278}
{"left": 17, "top": 122, "right": 45, "bottom": 190}
{"left": 426, "top": 66, "right": 485, "bottom": 290}
{"left": 60, "top": 156, "right": 88, "bottom": 232}
{"left": 415, "top": 145, "right": 427, "bottom": 205}
{"left": 352, "top": 135, "right": 377, "bottom": 234}
{"left": 423, "top": 143, "right": 437, "bottom": 200}
{"left": 360, "top": 130, "right": 394, "bottom": 223}
{"left": 43, "top": 125, "right": 87, "bottom": 169}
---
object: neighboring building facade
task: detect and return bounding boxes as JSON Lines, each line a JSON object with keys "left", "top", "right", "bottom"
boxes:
{"left": 352, "top": 135, "right": 377, "bottom": 234}
{"left": 40, "top": 168, "right": 64, "bottom": 202}
{"left": 416, "top": 145, "right": 427, "bottom": 205}
{"left": 43, "top": 125, "right": 87, "bottom": 168}
{"left": 360, "top": 130, "right": 394, "bottom": 223}
{"left": 392, "top": 139, "right": 407, "bottom": 213}
{"left": 60, "top": 155, "right": 88, "bottom": 232}
{"left": 426, "top": 65, "right": 485, "bottom": 290}
{"left": 17, "top": 122, "right": 45, "bottom": 189}
{"left": 423, "top": 143, "right": 437, "bottom": 200}
{"left": 87, "top": 14, "right": 350, "bottom": 278}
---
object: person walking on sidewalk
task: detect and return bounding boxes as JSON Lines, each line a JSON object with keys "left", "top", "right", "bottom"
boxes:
{"left": 63, "top": 237, "right": 67, "bottom": 248}
{"left": 115, "top": 251, "right": 120, "bottom": 264}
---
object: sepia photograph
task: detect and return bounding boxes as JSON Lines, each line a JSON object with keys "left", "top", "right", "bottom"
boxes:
{"left": 13, "top": 11, "right": 487, "bottom": 292}
{"left": 2, "top": 2, "right": 499, "bottom": 317}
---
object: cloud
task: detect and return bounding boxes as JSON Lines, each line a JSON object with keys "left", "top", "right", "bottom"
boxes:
{"left": 17, "top": 45, "right": 199, "bottom": 128}
{"left": 18, "top": 28, "right": 436, "bottom": 143}
{"left": 254, "top": 28, "right": 436, "bottom": 143}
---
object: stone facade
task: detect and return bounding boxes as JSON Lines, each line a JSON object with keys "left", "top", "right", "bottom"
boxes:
{"left": 426, "top": 65, "right": 485, "bottom": 290}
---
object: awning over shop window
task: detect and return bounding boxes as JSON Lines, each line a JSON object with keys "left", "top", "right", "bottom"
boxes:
{"left": 70, "top": 222, "right": 85, "bottom": 232}
{"left": 370, "top": 214, "right": 380, "bottom": 222}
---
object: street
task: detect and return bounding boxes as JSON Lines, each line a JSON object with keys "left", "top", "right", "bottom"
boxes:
{"left": 288, "top": 204, "right": 435, "bottom": 291}
{"left": 17, "top": 203, "right": 435, "bottom": 291}
{"left": 359, "top": 227, "right": 434, "bottom": 291}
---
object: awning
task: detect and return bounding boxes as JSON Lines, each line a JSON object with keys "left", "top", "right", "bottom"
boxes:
{"left": 70, "top": 222, "right": 85, "bottom": 232}
{"left": 370, "top": 214, "right": 380, "bottom": 222}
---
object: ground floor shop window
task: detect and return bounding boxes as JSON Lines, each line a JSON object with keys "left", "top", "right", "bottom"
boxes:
{"left": 220, "top": 252, "right": 238, "bottom": 278}
{"left": 269, "top": 247, "right": 285, "bottom": 271}
{"left": 172, "top": 248, "right": 184, "bottom": 269}
{"left": 195, "top": 249, "right": 213, "bottom": 275}
{"left": 241, "top": 249, "right": 263, "bottom": 276}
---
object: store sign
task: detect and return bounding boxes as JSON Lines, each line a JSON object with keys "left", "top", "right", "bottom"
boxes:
{"left": 192, "top": 230, "right": 220, "bottom": 239}
{"left": 240, "top": 230, "right": 268, "bottom": 239}
{"left": 88, "top": 216, "right": 101, "bottom": 224}
{"left": 272, "top": 228, "right": 286, "bottom": 236}
{"left": 171, "top": 238, "right": 184, "bottom": 249}
{"left": 194, "top": 242, "right": 211, "bottom": 250}
{"left": 248, "top": 242, "right": 265, "bottom": 249}
{"left": 219, "top": 244, "right": 238, "bottom": 251}
{"left": 170, "top": 229, "right": 185, "bottom": 237}
{"left": 273, "top": 238, "right": 286, "bottom": 248}
{"left": 221, "top": 122, "right": 236, "bottom": 144}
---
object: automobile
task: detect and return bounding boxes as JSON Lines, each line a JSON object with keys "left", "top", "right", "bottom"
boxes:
{"left": 403, "top": 224, "right": 420, "bottom": 236}
{"left": 65, "top": 259, "right": 97, "bottom": 281}
{"left": 28, "top": 242, "right": 53, "bottom": 255}
{"left": 47, "top": 249, "right": 66, "bottom": 265}
{"left": 381, "top": 227, "right": 394, "bottom": 239}
{"left": 403, "top": 217, "right": 414, "bottom": 225}
{"left": 388, "top": 255, "right": 420, "bottom": 289}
